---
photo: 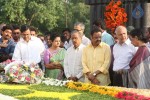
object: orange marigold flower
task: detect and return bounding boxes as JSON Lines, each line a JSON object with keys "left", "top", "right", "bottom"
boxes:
{"left": 104, "top": 0, "right": 127, "bottom": 32}
{"left": 123, "top": 13, "right": 127, "bottom": 17}
{"left": 113, "top": 4, "right": 118, "bottom": 8}
{"left": 123, "top": 18, "right": 127, "bottom": 22}
{"left": 116, "top": 1, "right": 121, "bottom": 6}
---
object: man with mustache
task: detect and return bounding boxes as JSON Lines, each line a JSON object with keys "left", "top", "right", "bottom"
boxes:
{"left": 0, "top": 25, "right": 15, "bottom": 62}
{"left": 82, "top": 28, "right": 111, "bottom": 85}
{"left": 64, "top": 30, "right": 85, "bottom": 82}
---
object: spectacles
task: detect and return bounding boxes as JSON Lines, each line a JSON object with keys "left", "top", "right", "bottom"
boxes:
{"left": 74, "top": 29, "right": 83, "bottom": 32}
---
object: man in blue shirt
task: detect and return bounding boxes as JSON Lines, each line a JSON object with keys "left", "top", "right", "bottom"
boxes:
{"left": 93, "top": 19, "right": 115, "bottom": 46}
{"left": 0, "top": 25, "right": 15, "bottom": 62}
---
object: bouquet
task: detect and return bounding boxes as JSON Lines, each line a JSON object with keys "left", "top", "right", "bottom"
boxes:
{"left": 0, "top": 59, "right": 14, "bottom": 69}
{"left": 4, "top": 61, "right": 44, "bottom": 84}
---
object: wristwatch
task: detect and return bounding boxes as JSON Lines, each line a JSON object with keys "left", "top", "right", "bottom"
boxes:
{"left": 93, "top": 72, "right": 97, "bottom": 77}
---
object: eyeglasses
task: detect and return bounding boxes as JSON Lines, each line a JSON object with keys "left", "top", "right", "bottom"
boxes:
{"left": 74, "top": 29, "right": 83, "bottom": 32}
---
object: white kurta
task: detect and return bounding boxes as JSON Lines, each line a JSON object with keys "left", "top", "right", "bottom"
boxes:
{"left": 64, "top": 44, "right": 85, "bottom": 82}
{"left": 12, "top": 36, "right": 45, "bottom": 64}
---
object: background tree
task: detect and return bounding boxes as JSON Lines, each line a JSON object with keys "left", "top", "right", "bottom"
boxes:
{"left": 0, "top": 0, "right": 90, "bottom": 35}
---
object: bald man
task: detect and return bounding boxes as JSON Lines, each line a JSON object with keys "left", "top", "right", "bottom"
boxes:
{"left": 112, "top": 26, "right": 136, "bottom": 87}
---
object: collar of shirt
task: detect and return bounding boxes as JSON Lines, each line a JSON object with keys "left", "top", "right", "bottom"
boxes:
{"left": 20, "top": 36, "right": 35, "bottom": 43}
{"left": 73, "top": 43, "right": 84, "bottom": 50}
{"left": 102, "top": 31, "right": 107, "bottom": 36}
{"left": 89, "top": 42, "right": 103, "bottom": 48}
{"left": 117, "top": 38, "right": 131, "bottom": 46}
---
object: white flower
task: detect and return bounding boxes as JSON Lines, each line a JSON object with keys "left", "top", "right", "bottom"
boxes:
{"left": 21, "top": 77, "right": 25, "bottom": 81}
{"left": 12, "top": 65, "right": 17, "bottom": 69}
{"left": 30, "top": 67, "right": 35, "bottom": 72}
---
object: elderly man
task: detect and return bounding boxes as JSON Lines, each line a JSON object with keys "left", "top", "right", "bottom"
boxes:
{"left": 74, "top": 22, "right": 91, "bottom": 46}
{"left": 12, "top": 25, "right": 45, "bottom": 65}
{"left": 0, "top": 25, "right": 15, "bottom": 62}
{"left": 112, "top": 26, "right": 137, "bottom": 87}
{"left": 64, "top": 30, "right": 85, "bottom": 82}
{"left": 82, "top": 28, "right": 111, "bottom": 85}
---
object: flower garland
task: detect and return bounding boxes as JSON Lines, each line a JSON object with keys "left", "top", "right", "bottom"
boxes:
{"left": 104, "top": 0, "right": 127, "bottom": 32}
{"left": 66, "top": 82, "right": 150, "bottom": 100}
{"left": 66, "top": 82, "right": 121, "bottom": 97}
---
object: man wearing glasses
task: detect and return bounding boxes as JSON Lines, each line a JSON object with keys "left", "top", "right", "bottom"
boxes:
{"left": 74, "top": 22, "right": 91, "bottom": 46}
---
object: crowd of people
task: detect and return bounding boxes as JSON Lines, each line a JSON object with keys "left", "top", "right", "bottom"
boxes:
{"left": 0, "top": 19, "right": 150, "bottom": 89}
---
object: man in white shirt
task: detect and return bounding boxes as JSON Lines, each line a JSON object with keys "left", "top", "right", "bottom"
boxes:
{"left": 12, "top": 25, "right": 45, "bottom": 64}
{"left": 64, "top": 30, "right": 85, "bottom": 82}
{"left": 74, "top": 22, "right": 91, "bottom": 46}
{"left": 112, "top": 26, "right": 137, "bottom": 87}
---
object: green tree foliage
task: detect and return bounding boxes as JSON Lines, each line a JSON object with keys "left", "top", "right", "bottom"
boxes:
{"left": 0, "top": 0, "right": 90, "bottom": 34}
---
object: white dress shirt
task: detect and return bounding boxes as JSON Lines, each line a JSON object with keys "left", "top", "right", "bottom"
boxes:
{"left": 113, "top": 39, "right": 137, "bottom": 71}
{"left": 12, "top": 36, "right": 45, "bottom": 64}
{"left": 82, "top": 35, "right": 91, "bottom": 46}
{"left": 64, "top": 39, "right": 72, "bottom": 50}
{"left": 64, "top": 44, "right": 85, "bottom": 82}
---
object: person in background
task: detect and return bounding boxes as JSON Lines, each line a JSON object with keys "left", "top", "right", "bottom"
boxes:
{"left": 112, "top": 26, "right": 136, "bottom": 87}
{"left": 45, "top": 34, "right": 51, "bottom": 48}
{"left": 0, "top": 23, "right": 6, "bottom": 39}
{"left": 0, "top": 25, "right": 15, "bottom": 62}
{"left": 145, "top": 27, "right": 150, "bottom": 47}
{"left": 30, "top": 26, "right": 38, "bottom": 36}
{"left": 74, "top": 22, "right": 91, "bottom": 46}
{"left": 128, "top": 28, "right": 150, "bottom": 89}
{"left": 12, "top": 25, "right": 21, "bottom": 43}
{"left": 64, "top": 30, "right": 85, "bottom": 82}
{"left": 43, "top": 33, "right": 66, "bottom": 80}
{"left": 12, "top": 25, "right": 45, "bottom": 66}
{"left": 82, "top": 28, "right": 111, "bottom": 85}
{"left": 109, "top": 33, "right": 119, "bottom": 86}
{"left": 37, "top": 34, "right": 48, "bottom": 49}
{"left": 127, "top": 26, "right": 135, "bottom": 35}
{"left": 93, "top": 19, "right": 114, "bottom": 46}
{"left": 62, "top": 28, "right": 72, "bottom": 49}
{"left": 60, "top": 35, "right": 67, "bottom": 49}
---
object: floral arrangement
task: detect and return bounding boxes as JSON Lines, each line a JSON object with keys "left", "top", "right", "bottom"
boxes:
{"left": 104, "top": 0, "right": 127, "bottom": 32}
{"left": 66, "top": 82, "right": 121, "bottom": 97}
{"left": 0, "top": 59, "right": 14, "bottom": 69}
{"left": 116, "top": 91, "right": 150, "bottom": 100}
{"left": 4, "top": 61, "right": 44, "bottom": 84}
{"left": 42, "top": 78, "right": 71, "bottom": 86}
{"left": 66, "top": 82, "right": 150, "bottom": 100}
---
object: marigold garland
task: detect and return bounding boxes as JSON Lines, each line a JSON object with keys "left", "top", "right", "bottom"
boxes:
{"left": 66, "top": 82, "right": 121, "bottom": 97}
{"left": 104, "top": 0, "right": 127, "bottom": 32}
{"left": 66, "top": 82, "right": 150, "bottom": 100}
